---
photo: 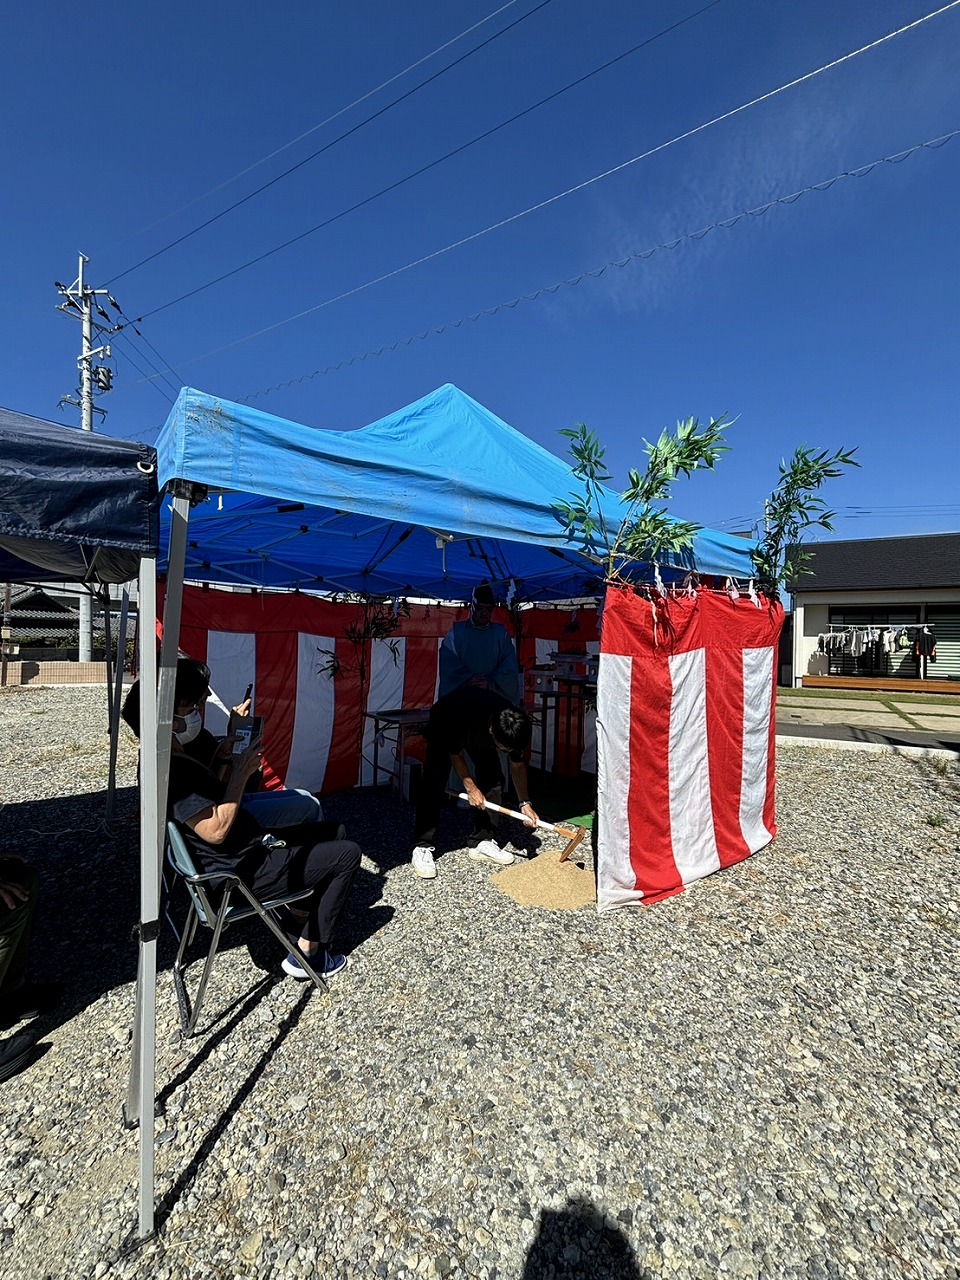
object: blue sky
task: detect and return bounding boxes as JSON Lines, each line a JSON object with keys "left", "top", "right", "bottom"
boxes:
{"left": 5, "top": 0, "right": 959, "bottom": 542}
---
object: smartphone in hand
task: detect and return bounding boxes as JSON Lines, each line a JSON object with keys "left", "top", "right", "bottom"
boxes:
{"left": 230, "top": 711, "right": 263, "bottom": 754}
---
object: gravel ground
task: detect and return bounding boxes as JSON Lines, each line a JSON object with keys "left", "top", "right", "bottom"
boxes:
{"left": 1, "top": 684, "right": 958, "bottom": 1280}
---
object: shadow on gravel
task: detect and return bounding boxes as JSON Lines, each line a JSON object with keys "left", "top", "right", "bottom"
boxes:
{"left": 239, "top": 864, "right": 394, "bottom": 972}
{"left": 0, "top": 788, "right": 396, "bottom": 1043}
{"left": 522, "top": 1197, "right": 641, "bottom": 1279}
{"left": 340, "top": 786, "right": 558, "bottom": 871}
{"left": 147, "top": 983, "right": 314, "bottom": 1237}
{"left": 0, "top": 787, "right": 142, "bottom": 1040}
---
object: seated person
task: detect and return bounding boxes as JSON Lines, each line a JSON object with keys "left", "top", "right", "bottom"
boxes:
{"left": 0, "top": 856, "right": 62, "bottom": 1082}
{"left": 122, "top": 658, "right": 322, "bottom": 829}
{"left": 438, "top": 582, "right": 519, "bottom": 702}
{"left": 410, "top": 685, "right": 539, "bottom": 880}
{"left": 125, "top": 660, "right": 360, "bottom": 978}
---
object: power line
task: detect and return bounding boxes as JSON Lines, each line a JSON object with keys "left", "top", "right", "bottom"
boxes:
{"left": 88, "top": 291, "right": 185, "bottom": 396}
{"left": 111, "top": 2, "right": 527, "bottom": 248}
{"left": 106, "top": 0, "right": 556, "bottom": 286}
{"left": 192, "top": 127, "right": 945, "bottom": 397}
{"left": 109, "top": 336, "right": 177, "bottom": 405}
{"left": 838, "top": 507, "right": 960, "bottom": 518}
{"left": 109, "top": 304, "right": 185, "bottom": 391}
{"left": 130, "top": 0, "right": 727, "bottom": 317}
{"left": 133, "top": 0, "right": 960, "bottom": 341}
{"left": 711, "top": 513, "right": 763, "bottom": 530}
{"left": 127, "top": 126, "right": 958, "bottom": 393}
{"left": 716, "top": 496, "right": 960, "bottom": 522}
{"left": 111, "top": 329, "right": 181, "bottom": 399}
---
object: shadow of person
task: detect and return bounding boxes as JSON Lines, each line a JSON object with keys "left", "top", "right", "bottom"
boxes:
{"left": 522, "top": 1197, "right": 641, "bottom": 1280}
{"left": 333, "top": 862, "right": 394, "bottom": 953}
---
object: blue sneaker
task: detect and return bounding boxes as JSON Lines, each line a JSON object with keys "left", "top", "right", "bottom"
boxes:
{"left": 282, "top": 949, "right": 349, "bottom": 981}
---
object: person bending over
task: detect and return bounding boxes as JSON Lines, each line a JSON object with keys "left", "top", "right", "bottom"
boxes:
{"left": 410, "top": 686, "right": 539, "bottom": 880}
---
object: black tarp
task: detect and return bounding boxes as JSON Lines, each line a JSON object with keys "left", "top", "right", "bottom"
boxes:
{"left": 0, "top": 406, "right": 159, "bottom": 583}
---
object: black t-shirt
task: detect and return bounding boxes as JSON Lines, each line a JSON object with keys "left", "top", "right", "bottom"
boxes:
{"left": 183, "top": 724, "right": 263, "bottom": 792}
{"left": 183, "top": 726, "right": 220, "bottom": 771}
{"left": 168, "top": 752, "right": 267, "bottom": 880}
{"left": 427, "top": 686, "right": 524, "bottom": 761}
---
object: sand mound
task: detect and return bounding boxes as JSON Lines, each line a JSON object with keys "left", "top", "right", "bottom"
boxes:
{"left": 492, "top": 845, "right": 596, "bottom": 910}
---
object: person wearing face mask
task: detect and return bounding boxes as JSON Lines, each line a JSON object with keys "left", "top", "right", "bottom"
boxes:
{"left": 122, "top": 658, "right": 322, "bottom": 829}
{"left": 123, "top": 658, "right": 361, "bottom": 981}
{"left": 438, "top": 583, "right": 519, "bottom": 703}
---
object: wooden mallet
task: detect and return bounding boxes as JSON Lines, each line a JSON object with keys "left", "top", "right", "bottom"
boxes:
{"left": 453, "top": 792, "right": 587, "bottom": 863}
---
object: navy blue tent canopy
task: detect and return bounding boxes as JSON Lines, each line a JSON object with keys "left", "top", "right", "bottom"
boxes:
{"left": 156, "top": 384, "right": 755, "bottom": 601}
{"left": 0, "top": 406, "right": 159, "bottom": 583}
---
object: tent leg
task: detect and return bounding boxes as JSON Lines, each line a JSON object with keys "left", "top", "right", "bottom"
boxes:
{"left": 123, "top": 557, "right": 159, "bottom": 1239}
{"left": 124, "top": 494, "right": 190, "bottom": 1241}
{"left": 105, "top": 588, "right": 129, "bottom": 822}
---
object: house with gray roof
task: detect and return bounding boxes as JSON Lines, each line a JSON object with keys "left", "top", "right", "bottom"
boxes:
{"left": 788, "top": 532, "right": 960, "bottom": 688}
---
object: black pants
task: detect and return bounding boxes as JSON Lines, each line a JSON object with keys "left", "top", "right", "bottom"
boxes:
{"left": 241, "top": 822, "right": 360, "bottom": 949}
{"left": 414, "top": 743, "right": 503, "bottom": 849}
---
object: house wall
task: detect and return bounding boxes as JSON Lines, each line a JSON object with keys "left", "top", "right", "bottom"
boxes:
{"left": 792, "top": 587, "right": 960, "bottom": 685}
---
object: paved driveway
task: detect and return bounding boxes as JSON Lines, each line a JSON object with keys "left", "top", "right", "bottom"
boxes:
{"left": 776, "top": 690, "right": 960, "bottom": 752}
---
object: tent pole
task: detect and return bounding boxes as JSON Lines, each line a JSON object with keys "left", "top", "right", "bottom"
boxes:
{"left": 105, "top": 586, "right": 130, "bottom": 822}
{"left": 124, "top": 557, "right": 158, "bottom": 1238}
{"left": 154, "top": 493, "right": 191, "bottom": 872}
{"left": 124, "top": 490, "right": 191, "bottom": 1241}
{"left": 0, "top": 582, "right": 10, "bottom": 687}
{"left": 103, "top": 586, "right": 113, "bottom": 721}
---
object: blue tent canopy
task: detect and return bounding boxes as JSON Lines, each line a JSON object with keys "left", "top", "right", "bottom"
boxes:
{"left": 0, "top": 406, "right": 159, "bottom": 583}
{"left": 61, "top": 380, "right": 754, "bottom": 1235}
{"left": 156, "top": 384, "right": 754, "bottom": 601}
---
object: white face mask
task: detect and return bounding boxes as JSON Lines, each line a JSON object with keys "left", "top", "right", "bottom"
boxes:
{"left": 173, "top": 708, "right": 203, "bottom": 745}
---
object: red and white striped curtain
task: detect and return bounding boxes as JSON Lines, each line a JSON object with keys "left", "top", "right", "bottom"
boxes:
{"left": 596, "top": 584, "right": 783, "bottom": 910}
{"left": 165, "top": 584, "right": 602, "bottom": 793}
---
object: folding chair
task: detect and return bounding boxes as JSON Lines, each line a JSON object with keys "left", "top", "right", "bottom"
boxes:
{"left": 164, "top": 820, "right": 327, "bottom": 1036}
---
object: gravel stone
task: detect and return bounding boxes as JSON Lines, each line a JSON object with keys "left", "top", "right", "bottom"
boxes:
{"left": 1, "top": 685, "right": 958, "bottom": 1278}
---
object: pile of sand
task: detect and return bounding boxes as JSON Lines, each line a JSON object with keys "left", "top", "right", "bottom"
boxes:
{"left": 491, "top": 845, "right": 596, "bottom": 910}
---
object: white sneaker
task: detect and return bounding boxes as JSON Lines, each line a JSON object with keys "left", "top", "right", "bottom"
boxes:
{"left": 412, "top": 845, "right": 437, "bottom": 879}
{"left": 469, "top": 839, "right": 514, "bottom": 866}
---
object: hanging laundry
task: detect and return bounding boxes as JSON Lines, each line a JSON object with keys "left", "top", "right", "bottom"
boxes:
{"left": 914, "top": 628, "right": 937, "bottom": 661}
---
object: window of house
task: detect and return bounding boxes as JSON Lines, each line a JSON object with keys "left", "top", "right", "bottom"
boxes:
{"left": 826, "top": 607, "right": 920, "bottom": 678}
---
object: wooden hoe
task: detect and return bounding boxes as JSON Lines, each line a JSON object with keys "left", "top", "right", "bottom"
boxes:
{"left": 454, "top": 792, "right": 587, "bottom": 863}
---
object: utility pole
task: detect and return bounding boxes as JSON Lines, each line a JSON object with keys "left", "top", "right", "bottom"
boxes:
{"left": 56, "top": 254, "right": 115, "bottom": 661}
